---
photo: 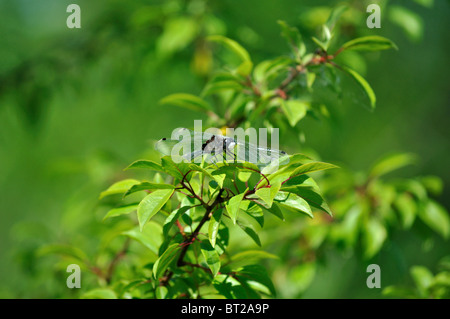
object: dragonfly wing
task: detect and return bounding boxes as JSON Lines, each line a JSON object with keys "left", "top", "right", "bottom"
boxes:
{"left": 155, "top": 138, "right": 179, "bottom": 156}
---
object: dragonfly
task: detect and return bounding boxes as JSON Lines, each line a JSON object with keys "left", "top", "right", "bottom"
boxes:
{"left": 155, "top": 128, "right": 289, "bottom": 169}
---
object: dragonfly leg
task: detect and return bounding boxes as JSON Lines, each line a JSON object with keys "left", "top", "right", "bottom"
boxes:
{"left": 225, "top": 148, "right": 236, "bottom": 163}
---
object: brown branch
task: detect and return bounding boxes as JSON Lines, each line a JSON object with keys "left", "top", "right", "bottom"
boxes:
{"left": 105, "top": 238, "right": 130, "bottom": 284}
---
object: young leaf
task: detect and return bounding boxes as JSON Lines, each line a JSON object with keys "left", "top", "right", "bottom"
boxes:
{"left": 326, "top": 5, "right": 348, "bottom": 31}
{"left": 236, "top": 220, "right": 261, "bottom": 247}
{"left": 103, "top": 204, "right": 139, "bottom": 221}
{"left": 369, "top": 153, "right": 416, "bottom": 178}
{"left": 282, "top": 182, "right": 332, "bottom": 216}
{"left": 125, "top": 159, "right": 163, "bottom": 172}
{"left": 410, "top": 266, "right": 434, "bottom": 296}
{"left": 363, "top": 218, "right": 387, "bottom": 259}
{"left": 208, "top": 208, "right": 223, "bottom": 247}
{"left": 201, "top": 242, "right": 221, "bottom": 277}
{"left": 122, "top": 222, "right": 163, "bottom": 255}
{"left": 163, "top": 206, "right": 193, "bottom": 235}
{"left": 289, "top": 162, "right": 338, "bottom": 178}
{"left": 207, "top": 35, "right": 252, "bottom": 63}
{"left": 394, "top": 193, "right": 417, "bottom": 229}
{"left": 262, "top": 203, "right": 285, "bottom": 221}
{"left": 138, "top": 189, "right": 174, "bottom": 231}
{"left": 388, "top": 6, "right": 423, "bottom": 42}
{"left": 156, "top": 286, "right": 168, "bottom": 299}
{"left": 81, "top": 289, "right": 118, "bottom": 299}
{"left": 228, "top": 250, "right": 278, "bottom": 269}
{"left": 202, "top": 72, "right": 243, "bottom": 96}
{"left": 37, "top": 244, "right": 88, "bottom": 263}
{"left": 419, "top": 200, "right": 450, "bottom": 239}
{"left": 99, "top": 179, "right": 140, "bottom": 199}
{"left": 153, "top": 243, "right": 181, "bottom": 280}
{"left": 339, "top": 65, "right": 376, "bottom": 109}
{"left": 236, "top": 264, "right": 276, "bottom": 297}
{"left": 159, "top": 93, "right": 213, "bottom": 112}
{"left": 240, "top": 201, "right": 265, "bottom": 227}
{"left": 281, "top": 100, "right": 308, "bottom": 127}
{"left": 340, "top": 36, "right": 398, "bottom": 52}
{"left": 255, "top": 182, "right": 281, "bottom": 208}
{"left": 274, "top": 191, "right": 313, "bottom": 218}
{"left": 124, "top": 182, "right": 175, "bottom": 197}
{"left": 225, "top": 190, "right": 247, "bottom": 224}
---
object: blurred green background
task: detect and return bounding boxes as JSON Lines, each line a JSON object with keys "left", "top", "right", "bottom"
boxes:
{"left": 0, "top": 0, "right": 448, "bottom": 298}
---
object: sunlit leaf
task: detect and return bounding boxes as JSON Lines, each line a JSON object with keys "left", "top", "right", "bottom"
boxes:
{"left": 339, "top": 65, "right": 376, "bottom": 109}
{"left": 225, "top": 190, "right": 247, "bottom": 224}
{"left": 99, "top": 179, "right": 140, "bottom": 199}
{"left": 201, "top": 242, "right": 221, "bottom": 277}
{"left": 103, "top": 204, "right": 139, "bottom": 221}
{"left": 153, "top": 243, "right": 181, "bottom": 280}
{"left": 138, "top": 189, "right": 174, "bottom": 231}
{"left": 419, "top": 200, "right": 450, "bottom": 239}
{"left": 341, "top": 36, "right": 398, "bottom": 52}
{"left": 160, "top": 93, "right": 213, "bottom": 112}
{"left": 209, "top": 208, "right": 223, "bottom": 247}
{"left": 274, "top": 191, "right": 313, "bottom": 218}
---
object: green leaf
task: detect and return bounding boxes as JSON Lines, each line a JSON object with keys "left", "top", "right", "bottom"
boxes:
{"left": 228, "top": 250, "right": 278, "bottom": 269}
{"left": 207, "top": 35, "right": 251, "bottom": 63}
{"left": 255, "top": 182, "right": 281, "bottom": 208}
{"left": 412, "top": 0, "right": 434, "bottom": 8}
{"left": 277, "top": 20, "right": 304, "bottom": 57}
{"left": 410, "top": 266, "right": 434, "bottom": 296}
{"left": 81, "top": 288, "right": 117, "bottom": 299}
{"left": 389, "top": 6, "right": 423, "bottom": 42}
{"left": 289, "top": 161, "right": 338, "bottom": 178}
{"left": 419, "top": 176, "right": 443, "bottom": 196}
{"left": 156, "top": 286, "right": 168, "bottom": 299}
{"left": 282, "top": 179, "right": 332, "bottom": 216}
{"left": 125, "top": 159, "right": 163, "bottom": 172}
{"left": 326, "top": 5, "right": 348, "bottom": 31}
{"left": 187, "top": 163, "right": 215, "bottom": 179}
{"left": 312, "top": 36, "right": 328, "bottom": 52}
{"left": 281, "top": 100, "right": 308, "bottom": 127}
{"left": 339, "top": 65, "right": 376, "bottom": 109}
{"left": 236, "top": 264, "right": 276, "bottom": 297}
{"left": 369, "top": 153, "right": 416, "bottom": 178}
{"left": 262, "top": 203, "right": 285, "bottom": 221}
{"left": 240, "top": 201, "right": 265, "bottom": 227}
{"left": 213, "top": 274, "right": 247, "bottom": 299}
{"left": 153, "top": 243, "right": 181, "bottom": 280}
{"left": 208, "top": 208, "right": 223, "bottom": 247}
{"left": 163, "top": 206, "right": 193, "bottom": 236}
{"left": 393, "top": 194, "right": 416, "bottom": 229}
{"left": 201, "top": 242, "right": 221, "bottom": 277}
{"left": 253, "top": 57, "right": 292, "bottom": 83}
{"left": 225, "top": 190, "right": 247, "bottom": 224}
{"left": 156, "top": 17, "right": 198, "bottom": 57}
{"left": 202, "top": 72, "right": 243, "bottom": 96}
{"left": 37, "top": 244, "right": 88, "bottom": 263}
{"left": 138, "top": 189, "right": 174, "bottom": 231}
{"left": 419, "top": 200, "right": 450, "bottom": 239}
{"left": 341, "top": 36, "right": 398, "bottom": 52}
{"left": 363, "top": 218, "right": 387, "bottom": 259}
{"left": 260, "top": 153, "right": 312, "bottom": 186}
{"left": 159, "top": 93, "right": 212, "bottom": 112}
{"left": 161, "top": 156, "right": 187, "bottom": 180}
{"left": 103, "top": 204, "right": 139, "bottom": 221}
{"left": 236, "top": 220, "right": 261, "bottom": 247}
{"left": 99, "top": 179, "right": 140, "bottom": 199}
{"left": 124, "top": 182, "right": 175, "bottom": 197}
{"left": 274, "top": 191, "right": 313, "bottom": 218}
{"left": 122, "top": 222, "right": 163, "bottom": 255}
